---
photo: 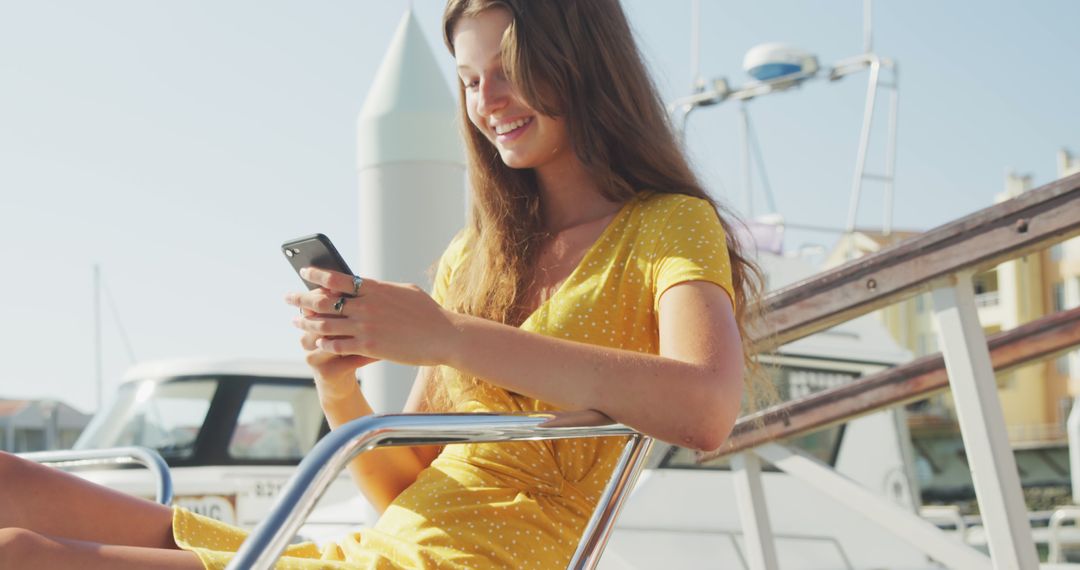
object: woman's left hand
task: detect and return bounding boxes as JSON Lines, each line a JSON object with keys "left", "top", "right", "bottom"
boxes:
{"left": 285, "top": 267, "right": 459, "bottom": 368}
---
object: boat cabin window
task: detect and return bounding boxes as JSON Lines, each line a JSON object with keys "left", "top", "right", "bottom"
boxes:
{"left": 77, "top": 378, "right": 218, "bottom": 460}
{"left": 228, "top": 384, "right": 322, "bottom": 460}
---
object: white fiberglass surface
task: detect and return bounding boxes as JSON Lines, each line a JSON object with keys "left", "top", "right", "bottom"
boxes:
{"left": 75, "top": 378, "right": 218, "bottom": 459}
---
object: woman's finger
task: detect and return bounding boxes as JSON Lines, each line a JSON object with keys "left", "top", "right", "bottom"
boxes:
{"left": 299, "top": 332, "right": 319, "bottom": 351}
{"left": 316, "top": 336, "right": 370, "bottom": 356}
{"left": 294, "top": 314, "right": 357, "bottom": 336}
{"left": 284, "top": 291, "right": 325, "bottom": 312}
{"left": 300, "top": 268, "right": 374, "bottom": 297}
{"left": 287, "top": 289, "right": 361, "bottom": 316}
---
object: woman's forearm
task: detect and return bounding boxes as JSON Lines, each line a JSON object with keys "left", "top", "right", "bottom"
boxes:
{"left": 316, "top": 380, "right": 426, "bottom": 513}
{"left": 443, "top": 314, "right": 742, "bottom": 451}
{"left": 290, "top": 269, "right": 744, "bottom": 452}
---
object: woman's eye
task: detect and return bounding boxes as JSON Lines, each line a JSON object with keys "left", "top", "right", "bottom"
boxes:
{"left": 463, "top": 79, "right": 479, "bottom": 90}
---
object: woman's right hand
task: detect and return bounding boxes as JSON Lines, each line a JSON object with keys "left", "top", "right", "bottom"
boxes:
{"left": 298, "top": 308, "right": 378, "bottom": 400}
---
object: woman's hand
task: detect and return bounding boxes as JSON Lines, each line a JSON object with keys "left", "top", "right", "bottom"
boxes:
{"left": 285, "top": 267, "right": 460, "bottom": 368}
{"left": 294, "top": 317, "right": 377, "bottom": 400}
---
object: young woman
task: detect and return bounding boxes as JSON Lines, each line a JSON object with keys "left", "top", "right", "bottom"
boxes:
{"left": 0, "top": 0, "right": 765, "bottom": 567}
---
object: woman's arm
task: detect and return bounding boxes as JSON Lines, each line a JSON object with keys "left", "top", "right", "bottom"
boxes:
{"left": 400, "top": 366, "right": 445, "bottom": 466}
{"left": 444, "top": 281, "right": 743, "bottom": 452}
{"left": 292, "top": 273, "right": 744, "bottom": 453}
{"left": 300, "top": 338, "right": 437, "bottom": 514}
{"left": 317, "top": 378, "right": 421, "bottom": 513}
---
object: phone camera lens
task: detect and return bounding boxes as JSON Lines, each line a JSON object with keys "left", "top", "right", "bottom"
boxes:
{"left": 285, "top": 249, "right": 294, "bottom": 258}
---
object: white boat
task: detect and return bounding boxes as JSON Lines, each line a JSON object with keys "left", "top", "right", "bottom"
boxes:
{"left": 71, "top": 358, "right": 371, "bottom": 531}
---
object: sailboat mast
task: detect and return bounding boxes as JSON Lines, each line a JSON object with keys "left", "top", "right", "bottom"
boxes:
{"left": 690, "top": 0, "right": 702, "bottom": 89}
{"left": 94, "top": 264, "right": 102, "bottom": 411}
{"left": 863, "top": 0, "right": 873, "bottom": 54}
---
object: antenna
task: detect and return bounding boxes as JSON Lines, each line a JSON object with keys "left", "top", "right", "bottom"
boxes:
{"left": 738, "top": 104, "right": 753, "bottom": 216}
{"left": 103, "top": 279, "right": 137, "bottom": 365}
{"left": 93, "top": 264, "right": 102, "bottom": 411}
{"left": 746, "top": 110, "right": 778, "bottom": 214}
{"left": 737, "top": 104, "right": 780, "bottom": 218}
{"left": 863, "top": 0, "right": 873, "bottom": 54}
{"left": 670, "top": 0, "right": 897, "bottom": 243}
{"left": 92, "top": 265, "right": 138, "bottom": 412}
{"left": 690, "top": 0, "right": 702, "bottom": 89}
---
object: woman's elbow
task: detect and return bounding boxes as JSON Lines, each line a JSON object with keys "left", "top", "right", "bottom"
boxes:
{"left": 685, "top": 417, "right": 735, "bottom": 453}
{"left": 685, "top": 371, "right": 743, "bottom": 453}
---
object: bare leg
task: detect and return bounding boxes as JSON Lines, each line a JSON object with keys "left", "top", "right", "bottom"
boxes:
{"left": 0, "top": 528, "right": 203, "bottom": 570}
{"left": 0, "top": 451, "right": 177, "bottom": 548}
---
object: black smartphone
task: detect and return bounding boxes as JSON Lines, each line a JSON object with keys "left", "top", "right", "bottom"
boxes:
{"left": 281, "top": 233, "right": 354, "bottom": 291}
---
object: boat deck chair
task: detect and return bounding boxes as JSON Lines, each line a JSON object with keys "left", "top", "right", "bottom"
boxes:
{"left": 25, "top": 411, "right": 652, "bottom": 570}
{"left": 226, "top": 410, "right": 652, "bottom": 570}
{"left": 18, "top": 446, "right": 175, "bottom": 505}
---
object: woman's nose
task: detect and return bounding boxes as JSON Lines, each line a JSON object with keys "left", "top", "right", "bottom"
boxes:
{"left": 475, "top": 77, "right": 508, "bottom": 117}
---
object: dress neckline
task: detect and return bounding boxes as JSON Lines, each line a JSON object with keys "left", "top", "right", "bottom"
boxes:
{"left": 518, "top": 195, "right": 641, "bottom": 328}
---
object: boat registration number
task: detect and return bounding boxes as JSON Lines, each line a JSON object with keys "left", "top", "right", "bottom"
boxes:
{"left": 174, "top": 494, "right": 238, "bottom": 524}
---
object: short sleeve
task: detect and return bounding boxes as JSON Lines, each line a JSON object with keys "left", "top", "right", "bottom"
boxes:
{"left": 430, "top": 228, "right": 470, "bottom": 307}
{"left": 651, "top": 197, "right": 736, "bottom": 313}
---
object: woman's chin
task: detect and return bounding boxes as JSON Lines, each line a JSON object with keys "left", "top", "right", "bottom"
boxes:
{"left": 497, "top": 150, "right": 537, "bottom": 170}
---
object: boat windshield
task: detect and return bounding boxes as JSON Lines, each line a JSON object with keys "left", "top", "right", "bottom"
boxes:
{"left": 75, "top": 377, "right": 218, "bottom": 459}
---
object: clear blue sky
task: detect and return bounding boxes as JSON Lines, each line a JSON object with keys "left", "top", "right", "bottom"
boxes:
{"left": 1, "top": 1, "right": 1077, "bottom": 411}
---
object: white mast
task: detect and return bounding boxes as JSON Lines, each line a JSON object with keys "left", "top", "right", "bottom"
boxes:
{"left": 356, "top": 9, "right": 465, "bottom": 413}
{"left": 94, "top": 264, "right": 103, "bottom": 411}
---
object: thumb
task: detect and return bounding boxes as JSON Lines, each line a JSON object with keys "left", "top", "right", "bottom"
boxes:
{"left": 344, "top": 355, "right": 378, "bottom": 368}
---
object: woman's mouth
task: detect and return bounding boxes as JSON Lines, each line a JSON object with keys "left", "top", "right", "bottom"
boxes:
{"left": 494, "top": 117, "right": 534, "bottom": 143}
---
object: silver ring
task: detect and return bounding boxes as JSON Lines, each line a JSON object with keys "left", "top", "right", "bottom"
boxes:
{"left": 352, "top": 275, "right": 364, "bottom": 297}
{"left": 333, "top": 295, "right": 347, "bottom": 314}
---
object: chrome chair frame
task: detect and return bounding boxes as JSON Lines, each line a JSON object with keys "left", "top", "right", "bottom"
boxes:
{"left": 18, "top": 446, "right": 174, "bottom": 505}
{"left": 225, "top": 411, "right": 653, "bottom": 570}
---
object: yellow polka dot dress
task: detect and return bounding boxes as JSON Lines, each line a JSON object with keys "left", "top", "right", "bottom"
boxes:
{"left": 172, "top": 191, "right": 734, "bottom": 569}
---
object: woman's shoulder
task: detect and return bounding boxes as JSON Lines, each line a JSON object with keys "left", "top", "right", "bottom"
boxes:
{"left": 431, "top": 228, "right": 475, "bottom": 303}
{"left": 439, "top": 227, "right": 475, "bottom": 268}
{"left": 634, "top": 191, "right": 717, "bottom": 221}
{"left": 628, "top": 192, "right": 728, "bottom": 255}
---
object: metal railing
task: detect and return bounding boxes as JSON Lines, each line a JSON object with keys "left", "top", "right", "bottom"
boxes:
{"left": 701, "top": 304, "right": 1080, "bottom": 461}
{"left": 1049, "top": 507, "right": 1080, "bottom": 563}
{"left": 1007, "top": 422, "right": 1068, "bottom": 446}
{"left": 18, "top": 446, "right": 174, "bottom": 505}
{"left": 706, "top": 171, "right": 1080, "bottom": 570}
{"left": 751, "top": 171, "right": 1080, "bottom": 351}
{"left": 225, "top": 411, "right": 652, "bottom": 570}
{"left": 974, "top": 290, "right": 1001, "bottom": 308}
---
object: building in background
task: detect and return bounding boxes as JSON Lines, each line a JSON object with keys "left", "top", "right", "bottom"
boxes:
{"left": 0, "top": 399, "right": 91, "bottom": 452}
{"left": 823, "top": 148, "right": 1080, "bottom": 510}
{"left": 826, "top": 148, "right": 1080, "bottom": 445}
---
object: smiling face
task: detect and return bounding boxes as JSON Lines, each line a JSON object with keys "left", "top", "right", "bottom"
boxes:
{"left": 452, "top": 8, "right": 572, "bottom": 171}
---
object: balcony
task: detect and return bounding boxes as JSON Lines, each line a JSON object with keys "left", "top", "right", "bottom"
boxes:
{"left": 974, "top": 290, "right": 1000, "bottom": 308}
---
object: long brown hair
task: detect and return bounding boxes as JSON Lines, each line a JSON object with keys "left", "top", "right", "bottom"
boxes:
{"left": 440, "top": 0, "right": 773, "bottom": 414}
